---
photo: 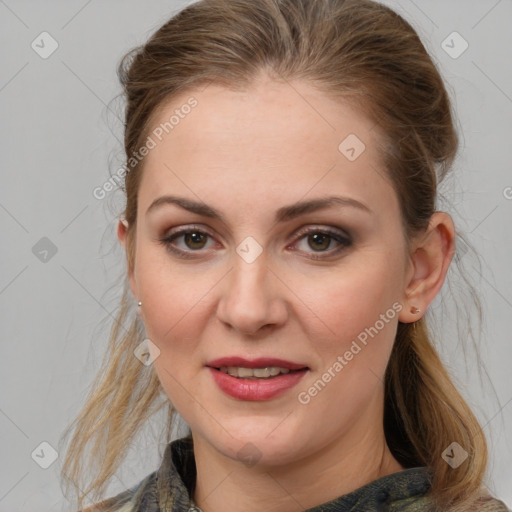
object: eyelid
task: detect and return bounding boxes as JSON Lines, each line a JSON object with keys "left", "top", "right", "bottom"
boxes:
{"left": 292, "top": 224, "right": 350, "bottom": 241}
{"left": 159, "top": 223, "right": 352, "bottom": 260}
{"left": 162, "top": 223, "right": 350, "bottom": 242}
{"left": 159, "top": 223, "right": 222, "bottom": 253}
{"left": 289, "top": 226, "right": 352, "bottom": 260}
{"left": 164, "top": 223, "right": 214, "bottom": 238}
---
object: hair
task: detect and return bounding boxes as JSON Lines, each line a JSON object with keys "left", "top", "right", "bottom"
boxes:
{"left": 59, "top": 0, "right": 502, "bottom": 510}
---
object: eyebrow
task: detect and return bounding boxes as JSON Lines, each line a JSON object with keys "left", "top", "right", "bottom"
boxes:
{"left": 146, "top": 194, "right": 372, "bottom": 224}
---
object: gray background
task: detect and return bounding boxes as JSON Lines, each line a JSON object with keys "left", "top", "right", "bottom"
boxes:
{"left": 1, "top": 0, "right": 511, "bottom": 510}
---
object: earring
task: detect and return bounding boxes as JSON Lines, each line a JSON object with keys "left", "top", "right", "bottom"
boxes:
{"left": 137, "top": 301, "right": 142, "bottom": 317}
{"left": 410, "top": 306, "right": 420, "bottom": 314}
{"left": 138, "top": 301, "right": 142, "bottom": 307}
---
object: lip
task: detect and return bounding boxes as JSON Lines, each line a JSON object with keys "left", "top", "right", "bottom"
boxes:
{"left": 206, "top": 357, "right": 309, "bottom": 401}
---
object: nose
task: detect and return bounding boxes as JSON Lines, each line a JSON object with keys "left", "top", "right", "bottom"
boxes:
{"left": 216, "top": 254, "right": 288, "bottom": 336}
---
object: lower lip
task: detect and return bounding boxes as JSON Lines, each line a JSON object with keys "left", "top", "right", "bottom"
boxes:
{"left": 208, "top": 367, "right": 308, "bottom": 401}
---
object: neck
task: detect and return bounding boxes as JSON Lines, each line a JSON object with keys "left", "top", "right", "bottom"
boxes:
{"left": 191, "top": 405, "right": 405, "bottom": 512}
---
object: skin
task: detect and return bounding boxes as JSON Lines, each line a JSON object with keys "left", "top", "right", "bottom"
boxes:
{"left": 118, "top": 73, "right": 455, "bottom": 512}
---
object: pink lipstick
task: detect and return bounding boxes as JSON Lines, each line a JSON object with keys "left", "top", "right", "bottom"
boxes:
{"left": 206, "top": 357, "right": 309, "bottom": 401}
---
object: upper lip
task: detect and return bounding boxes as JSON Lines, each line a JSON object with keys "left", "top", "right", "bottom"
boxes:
{"left": 206, "top": 357, "right": 309, "bottom": 371}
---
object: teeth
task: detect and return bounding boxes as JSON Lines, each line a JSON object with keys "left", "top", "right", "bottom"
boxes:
{"left": 238, "top": 367, "right": 254, "bottom": 378}
{"left": 227, "top": 367, "right": 239, "bottom": 377}
{"left": 219, "top": 366, "right": 293, "bottom": 379}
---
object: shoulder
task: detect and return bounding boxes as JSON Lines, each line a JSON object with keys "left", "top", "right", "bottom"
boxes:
{"left": 81, "top": 501, "right": 133, "bottom": 512}
{"left": 444, "top": 489, "right": 512, "bottom": 512}
{"left": 78, "top": 438, "right": 190, "bottom": 512}
{"left": 78, "top": 471, "right": 158, "bottom": 512}
{"left": 80, "top": 490, "right": 134, "bottom": 512}
{"left": 472, "top": 490, "right": 511, "bottom": 512}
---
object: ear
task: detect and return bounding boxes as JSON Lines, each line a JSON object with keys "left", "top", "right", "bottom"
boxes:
{"left": 117, "top": 218, "right": 137, "bottom": 300}
{"left": 398, "top": 212, "right": 456, "bottom": 323}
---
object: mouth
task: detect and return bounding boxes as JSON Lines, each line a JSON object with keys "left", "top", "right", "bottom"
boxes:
{"left": 205, "top": 357, "right": 309, "bottom": 400}
{"left": 215, "top": 366, "right": 303, "bottom": 379}
{"left": 206, "top": 356, "right": 309, "bottom": 377}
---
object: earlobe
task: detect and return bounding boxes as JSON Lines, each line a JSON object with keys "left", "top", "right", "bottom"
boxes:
{"left": 399, "top": 212, "right": 456, "bottom": 323}
{"left": 117, "top": 218, "right": 129, "bottom": 248}
{"left": 117, "top": 218, "right": 138, "bottom": 301}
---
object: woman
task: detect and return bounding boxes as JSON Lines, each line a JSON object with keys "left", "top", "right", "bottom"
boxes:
{"left": 59, "top": 0, "right": 510, "bottom": 510}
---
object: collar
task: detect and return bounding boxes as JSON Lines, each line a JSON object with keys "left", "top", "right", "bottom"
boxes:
{"left": 155, "top": 436, "right": 433, "bottom": 512}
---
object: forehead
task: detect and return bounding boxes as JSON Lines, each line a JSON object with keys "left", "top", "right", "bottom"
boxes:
{"left": 147, "top": 77, "right": 377, "bottom": 155}
{"left": 138, "top": 77, "right": 397, "bottom": 221}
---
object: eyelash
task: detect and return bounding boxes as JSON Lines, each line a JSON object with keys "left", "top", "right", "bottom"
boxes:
{"left": 159, "top": 224, "right": 352, "bottom": 260}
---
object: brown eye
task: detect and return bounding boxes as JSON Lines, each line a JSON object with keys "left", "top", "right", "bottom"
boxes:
{"left": 306, "top": 232, "right": 332, "bottom": 251}
{"left": 182, "top": 231, "right": 208, "bottom": 250}
{"left": 159, "top": 226, "right": 215, "bottom": 259}
{"left": 292, "top": 227, "right": 352, "bottom": 260}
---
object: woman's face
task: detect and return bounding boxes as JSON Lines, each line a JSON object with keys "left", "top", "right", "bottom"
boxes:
{"left": 121, "top": 75, "right": 415, "bottom": 467}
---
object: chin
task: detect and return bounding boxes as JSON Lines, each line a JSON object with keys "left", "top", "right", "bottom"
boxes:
{"left": 198, "top": 422, "right": 307, "bottom": 468}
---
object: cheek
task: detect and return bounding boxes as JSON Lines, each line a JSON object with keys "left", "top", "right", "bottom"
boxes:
{"left": 134, "top": 260, "right": 208, "bottom": 383}
{"left": 298, "top": 271, "right": 400, "bottom": 420}
{"left": 306, "top": 260, "right": 401, "bottom": 332}
{"left": 296, "top": 256, "right": 403, "bottom": 381}
{"left": 135, "top": 247, "right": 216, "bottom": 338}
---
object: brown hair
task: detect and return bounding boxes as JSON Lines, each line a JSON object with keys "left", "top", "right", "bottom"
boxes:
{"left": 59, "top": 0, "right": 500, "bottom": 510}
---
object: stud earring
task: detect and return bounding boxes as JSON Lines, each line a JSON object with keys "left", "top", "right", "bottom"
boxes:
{"left": 138, "top": 301, "right": 142, "bottom": 307}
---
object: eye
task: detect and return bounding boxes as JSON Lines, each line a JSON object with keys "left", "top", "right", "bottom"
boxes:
{"left": 159, "top": 225, "right": 216, "bottom": 259}
{"left": 290, "top": 226, "right": 352, "bottom": 260}
{"left": 159, "top": 225, "right": 352, "bottom": 260}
